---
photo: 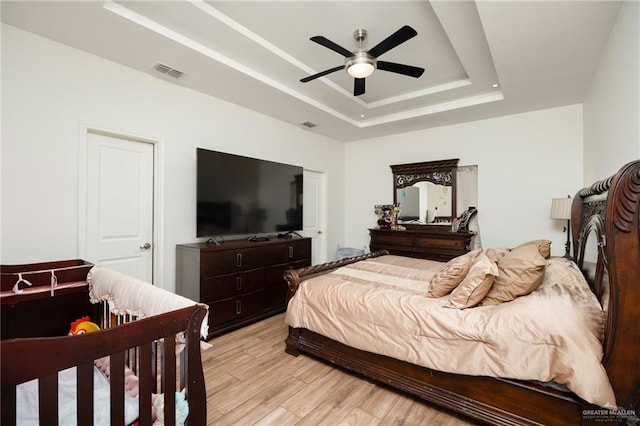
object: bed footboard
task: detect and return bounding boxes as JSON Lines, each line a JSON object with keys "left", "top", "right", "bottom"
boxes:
{"left": 284, "top": 250, "right": 389, "bottom": 300}
{"left": 286, "top": 327, "right": 585, "bottom": 426}
{"left": 1, "top": 304, "right": 208, "bottom": 426}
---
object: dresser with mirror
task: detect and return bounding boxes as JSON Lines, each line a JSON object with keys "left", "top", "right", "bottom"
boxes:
{"left": 369, "top": 158, "right": 474, "bottom": 261}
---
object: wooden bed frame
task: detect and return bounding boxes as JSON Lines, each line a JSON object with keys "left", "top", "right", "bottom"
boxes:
{"left": 0, "top": 262, "right": 208, "bottom": 426}
{"left": 284, "top": 160, "right": 640, "bottom": 426}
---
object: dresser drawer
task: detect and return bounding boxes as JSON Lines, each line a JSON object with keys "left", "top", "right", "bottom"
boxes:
{"left": 176, "top": 237, "right": 312, "bottom": 338}
{"left": 288, "top": 240, "right": 312, "bottom": 261}
{"left": 371, "top": 232, "right": 414, "bottom": 246}
{"left": 201, "top": 268, "right": 265, "bottom": 302}
{"left": 265, "top": 259, "right": 310, "bottom": 289}
{"left": 263, "top": 285, "right": 287, "bottom": 310}
{"left": 415, "top": 235, "right": 466, "bottom": 251}
{"left": 201, "top": 247, "right": 266, "bottom": 276}
{"left": 369, "top": 228, "right": 472, "bottom": 261}
{"left": 261, "top": 240, "right": 312, "bottom": 264}
{"left": 208, "top": 292, "right": 266, "bottom": 326}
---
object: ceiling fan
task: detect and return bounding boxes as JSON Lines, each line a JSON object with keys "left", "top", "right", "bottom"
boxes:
{"left": 300, "top": 25, "right": 425, "bottom": 96}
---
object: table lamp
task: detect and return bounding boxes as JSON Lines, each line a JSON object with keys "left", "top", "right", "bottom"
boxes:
{"left": 550, "top": 196, "right": 573, "bottom": 258}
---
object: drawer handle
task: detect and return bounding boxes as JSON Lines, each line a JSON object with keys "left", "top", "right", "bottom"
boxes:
{"left": 236, "top": 253, "right": 242, "bottom": 267}
{"left": 288, "top": 246, "right": 294, "bottom": 259}
{"left": 236, "top": 300, "right": 241, "bottom": 315}
{"left": 236, "top": 277, "right": 242, "bottom": 291}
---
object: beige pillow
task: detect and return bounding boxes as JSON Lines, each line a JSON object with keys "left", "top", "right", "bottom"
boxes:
{"left": 426, "top": 249, "right": 482, "bottom": 297}
{"left": 514, "top": 239, "right": 551, "bottom": 259}
{"left": 488, "top": 247, "right": 511, "bottom": 262}
{"left": 445, "top": 251, "right": 498, "bottom": 309}
{"left": 481, "top": 243, "right": 546, "bottom": 306}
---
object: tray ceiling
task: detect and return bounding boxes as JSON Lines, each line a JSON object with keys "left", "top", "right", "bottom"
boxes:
{"left": 1, "top": 1, "right": 622, "bottom": 141}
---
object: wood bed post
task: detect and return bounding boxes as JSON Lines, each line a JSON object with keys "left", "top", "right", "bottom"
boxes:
{"left": 285, "top": 327, "right": 301, "bottom": 356}
{"left": 572, "top": 160, "right": 640, "bottom": 411}
{"left": 602, "top": 160, "right": 640, "bottom": 410}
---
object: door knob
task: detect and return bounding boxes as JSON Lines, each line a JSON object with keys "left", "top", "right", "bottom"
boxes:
{"left": 140, "top": 242, "right": 152, "bottom": 250}
{"left": 318, "top": 230, "right": 323, "bottom": 234}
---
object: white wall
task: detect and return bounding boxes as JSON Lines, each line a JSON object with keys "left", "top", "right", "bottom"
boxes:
{"left": 1, "top": 24, "right": 346, "bottom": 291}
{"left": 583, "top": 0, "right": 640, "bottom": 183}
{"left": 4, "top": 0, "right": 637, "bottom": 281}
{"left": 345, "top": 105, "right": 583, "bottom": 257}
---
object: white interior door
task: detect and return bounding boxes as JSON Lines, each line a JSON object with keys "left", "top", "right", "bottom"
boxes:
{"left": 85, "top": 132, "right": 154, "bottom": 281}
{"left": 301, "top": 170, "right": 327, "bottom": 265}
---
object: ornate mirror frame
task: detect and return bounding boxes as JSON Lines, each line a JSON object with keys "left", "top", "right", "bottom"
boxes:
{"left": 391, "top": 158, "right": 459, "bottom": 230}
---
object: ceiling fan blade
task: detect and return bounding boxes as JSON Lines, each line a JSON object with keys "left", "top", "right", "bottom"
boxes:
{"left": 377, "top": 61, "right": 425, "bottom": 78}
{"left": 310, "top": 36, "right": 353, "bottom": 57}
{"left": 300, "top": 65, "right": 345, "bottom": 83}
{"left": 354, "top": 78, "right": 366, "bottom": 96}
{"left": 367, "top": 25, "right": 418, "bottom": 58}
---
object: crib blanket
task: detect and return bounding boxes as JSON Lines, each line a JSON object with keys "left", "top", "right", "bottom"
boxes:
{"left": 16, "top": 366, "right": 138, "bottom": 425}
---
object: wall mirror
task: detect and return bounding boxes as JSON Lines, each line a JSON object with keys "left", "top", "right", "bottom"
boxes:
{"left": 391, "top": 159, "right": 459, "bottom": 229}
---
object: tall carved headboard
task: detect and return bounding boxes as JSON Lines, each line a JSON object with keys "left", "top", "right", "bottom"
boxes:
{"left": 571, "top": 160, "right": 640, "bottom": 410}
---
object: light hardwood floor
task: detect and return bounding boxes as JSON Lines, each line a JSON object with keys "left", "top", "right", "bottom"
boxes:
{"left": 202, "top": 314, "right": 479, "bottom": 425}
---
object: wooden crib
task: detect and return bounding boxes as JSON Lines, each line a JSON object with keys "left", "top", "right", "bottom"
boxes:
{"left": 1, "top": 261, "right": 208, "bottom": 425}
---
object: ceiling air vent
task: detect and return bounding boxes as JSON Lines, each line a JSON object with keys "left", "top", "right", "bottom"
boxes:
{"left": 153, "top": 63, "right": 185, "bottom": 79}
{"left": 300, "top": 121, "right": 317, "bottom": 128}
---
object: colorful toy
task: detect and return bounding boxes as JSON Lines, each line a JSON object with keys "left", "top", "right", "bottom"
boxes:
{"left": 69, "top": 316, "right": 100, "bottom": 335}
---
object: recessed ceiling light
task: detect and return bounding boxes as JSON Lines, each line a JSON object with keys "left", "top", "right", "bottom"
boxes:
{"left": 492, "top": 83, "right": 499, "bottom": 88}
{"left": 360, "top": 114, "right": 365, "bottom": 118}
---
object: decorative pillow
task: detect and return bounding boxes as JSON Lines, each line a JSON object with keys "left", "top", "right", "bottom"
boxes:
{"left": 426, "top": 249, "right": 482, "bottom": 297}
{"left": 513, "top": 239, "right": 552, "bottom": 259}
{"left": 488, "top": 247, "right": 511, "bottom": 262}
{"left": 481, "top": 243, "right": 547, "bottom": 306}
{"left": 444, "top": 250, "right": 499, "bottom": 309}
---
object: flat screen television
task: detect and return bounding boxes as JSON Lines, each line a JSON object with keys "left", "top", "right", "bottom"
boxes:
{"left": 197, "top": 148, "right": 303, "bottom": 238}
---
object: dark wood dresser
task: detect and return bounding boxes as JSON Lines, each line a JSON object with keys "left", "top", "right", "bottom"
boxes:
{"left": 176, "top": 237, "right": 311, "bottom": 339}
{"left": 369, "top": 228, "right": 473, "bottom": 262}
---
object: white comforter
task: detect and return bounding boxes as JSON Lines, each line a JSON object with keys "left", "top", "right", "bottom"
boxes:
{"left": 285, "top": 255, "right": 616, "bottom": 409}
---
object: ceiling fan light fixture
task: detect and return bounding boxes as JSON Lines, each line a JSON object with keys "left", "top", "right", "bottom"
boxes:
{"left": 301, "top": 25, "right": 423, "bottom": 96}
{"left": 345, "top": 52, "right": 376, "bottom": 78}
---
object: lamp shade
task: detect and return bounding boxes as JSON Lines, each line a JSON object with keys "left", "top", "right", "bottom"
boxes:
{"left": 550, "top": 197, "right": 573, "bottom": 220}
